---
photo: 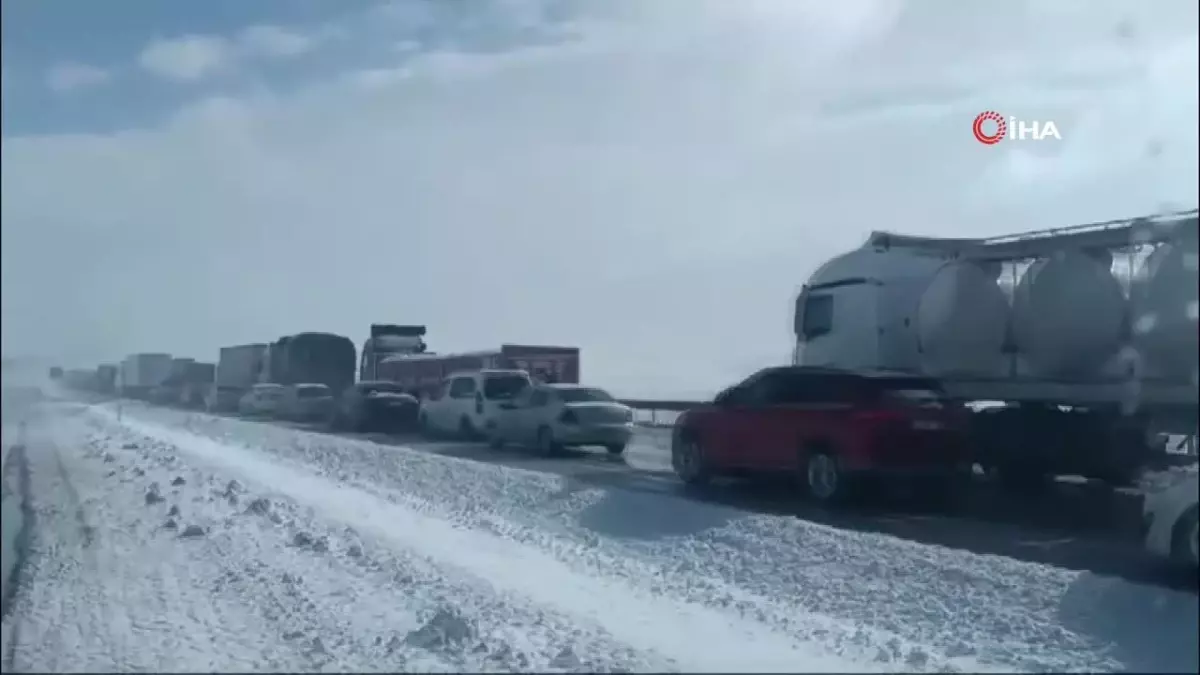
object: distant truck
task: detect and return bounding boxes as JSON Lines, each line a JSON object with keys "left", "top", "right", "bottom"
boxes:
{"left": 119, "top": 353, "right": 173, "bottom": 400}
{"left": 259, "top": 332, "right": 356, "bottom": 396}
{"left": 207, "top": 344, "right": 267, "bottom": 412}
{"left": 48, "top": 366, "right": 63, "bottom": 380}
{"left": 180, "top": 361, "right": 216, "bottom": 408}
{"left": 360, "top": 324, "right": 427, "bottom": 381}
{"left": 95, "top": 364, "right": 118, "bottom": 395}
{"left": 152, "top": 357, "right": 196, "bottom": 405}
{"left": 63, "top": 368, "right": 97, "bottom": 391}
{"left": 377, "top": 344, "right": 580, "bottom": 398}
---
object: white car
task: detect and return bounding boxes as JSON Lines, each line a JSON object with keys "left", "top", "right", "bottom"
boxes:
{"left": 488, "top": 384, "right": 634, "bottom": 456}
{"left": 1143, "top": 470, "right": 1199, "bottom": 568}
{"left": 238, "top": 383, "right": 286, "bottom": 417}
{"left": 418, "top": 369, "right": 532, "bottom": 439}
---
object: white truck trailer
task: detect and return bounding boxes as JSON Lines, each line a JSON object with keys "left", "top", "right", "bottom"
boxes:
{"left": 794, "top": 209, "right": 1198, "bottom": 488}
{"left": 118, "top": 353, "right": 173, "bottom": 400}
{"left": 207, "top": 343, "right": 268, "bottom": 412}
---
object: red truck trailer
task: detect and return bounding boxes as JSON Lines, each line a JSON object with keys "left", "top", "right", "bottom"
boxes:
{"left": 377, "top": 344, "right": 580, "bottom": 396}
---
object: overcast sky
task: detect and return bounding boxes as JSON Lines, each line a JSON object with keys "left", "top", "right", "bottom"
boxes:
{"left": 2, "top": 0, "right": 1197, "bottom": 398}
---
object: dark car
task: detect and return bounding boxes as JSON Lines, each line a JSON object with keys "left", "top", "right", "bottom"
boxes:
{"left": 670, "top": 366, "right": 971, "bottom": 505}
{"left": 330, "top": 381, "right": 420, "bottom": 432}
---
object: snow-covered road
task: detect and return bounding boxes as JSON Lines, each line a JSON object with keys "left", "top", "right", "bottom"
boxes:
{"left": 2, "top": 399, "right": 1197, "bottom": 673}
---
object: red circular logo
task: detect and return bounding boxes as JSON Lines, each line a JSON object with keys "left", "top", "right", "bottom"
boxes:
{"left": 973, "top": 111, "right": 1006, "bottom": 145}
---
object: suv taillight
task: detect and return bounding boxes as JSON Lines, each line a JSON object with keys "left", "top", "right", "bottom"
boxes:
{"left": 559, "top": 409, "right": 579, "bottom": 424}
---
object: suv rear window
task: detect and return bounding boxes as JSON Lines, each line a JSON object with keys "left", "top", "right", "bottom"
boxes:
{"left": 483, "top": 374, "right": 530, "bottom": 400}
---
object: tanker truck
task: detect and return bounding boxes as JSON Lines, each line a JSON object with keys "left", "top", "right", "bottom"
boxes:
{"left": 793, "top": 209, "right": 1198, "bottom": 489}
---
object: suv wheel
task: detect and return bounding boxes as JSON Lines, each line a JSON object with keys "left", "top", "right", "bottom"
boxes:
{"left": 458, "top": 416, "right": 477, "bottom": 440}
{"left": 536, "top": 427, "right": 559, "bottom": 456}
{"left": 673, "top": 437, "right": 710, "bottom": 486}
{"left": 488, "top": 430, "right": 505, "bottom": 449}
{"left": 804, "top": 451, "right": 842, "bottom": 503}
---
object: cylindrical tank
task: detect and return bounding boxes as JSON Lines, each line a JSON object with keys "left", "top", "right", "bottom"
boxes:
{"left": 916, "top": 261, "right": 1012, "bottom": 376}
{"left": 1011, "top": 251, "right": 1128, "bottom": 378}
{"left": 1130, "top": 238, "right": 1199, "bottom": 380}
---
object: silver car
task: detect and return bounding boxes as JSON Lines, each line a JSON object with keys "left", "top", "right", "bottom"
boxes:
{"left": 238, "top": 383, "right": 286, "bottom": 417}
{"left": 282, "top": 383, "right": 335, "bottom": 422}
{"left": 488, "top": 384, "right": 633, "bottom": 456}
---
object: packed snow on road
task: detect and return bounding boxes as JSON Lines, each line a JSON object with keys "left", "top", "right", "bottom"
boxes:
{"left": 2, "top": 398, "right": 1197, "bottom": 673}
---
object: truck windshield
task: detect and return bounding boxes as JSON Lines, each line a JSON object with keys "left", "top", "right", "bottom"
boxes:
{"left": 483, "top": 375, "right": 530, "bottom": 400}
{"left": 557, "top": 387, "right": 613, "bottom": 403}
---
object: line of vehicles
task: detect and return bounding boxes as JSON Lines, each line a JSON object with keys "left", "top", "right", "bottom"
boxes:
{"left": 48, "top": 209, "right": 1198, "bottom": 568}
{"left": 55, "top": 325, "right": 634, "bottom": 453}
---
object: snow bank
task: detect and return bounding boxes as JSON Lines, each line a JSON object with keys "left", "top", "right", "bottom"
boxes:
{"left": 90, "top": 402, "right": 1199, "bottom": 673}
{"left": 103, "top": 410, "right": 886, "bottom": 673}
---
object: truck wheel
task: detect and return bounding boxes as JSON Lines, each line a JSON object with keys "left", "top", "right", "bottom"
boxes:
{"left": 995, "top": 462, "right": 1050, "bottom": 494}
{"left": 1171, "top": 505, "right": 1199, "bottom": 567}
{"left": 605, "top": 443, "right": 627, "bottom": 456}
{"left": 536, "top": 427, "right": 560, "bottom": 456}
{"left": 916, "top": 474, "right": 965, "bottom": 511}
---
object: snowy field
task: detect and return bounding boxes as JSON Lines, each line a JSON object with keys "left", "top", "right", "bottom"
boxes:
{"left": 1, "top": 396, "right": 1198, "bottom": 673}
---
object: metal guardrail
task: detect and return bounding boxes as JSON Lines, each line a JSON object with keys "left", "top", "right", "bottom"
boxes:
{"left": 618, "top": 399, "right": 704, "bottom": 428}
{"left": 618, "top": 399, "right": 702, "bottom": 412}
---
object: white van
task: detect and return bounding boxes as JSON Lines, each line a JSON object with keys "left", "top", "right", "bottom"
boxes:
{"left": 418, "top": 369, "right": 532, "bottom": 439}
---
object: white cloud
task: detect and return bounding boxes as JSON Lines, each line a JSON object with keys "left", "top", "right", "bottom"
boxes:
{"left": 3, "top": 0, "right": 1197, "bottom": 396}
{"left": 137, "top": 24, "right": 322, "bottom": 83}
{"left": 237, "top": 25, "right": 316, "bottom": 59}
{"left": 45, "top": 62, "right": 113, "bottom": 93}
{"left": 138, "top": 34, "right": 232, "bottom": 82}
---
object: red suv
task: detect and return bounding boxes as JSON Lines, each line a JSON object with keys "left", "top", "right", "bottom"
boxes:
{"left": 671, "top": 366, "right": 971, "bottom": 503}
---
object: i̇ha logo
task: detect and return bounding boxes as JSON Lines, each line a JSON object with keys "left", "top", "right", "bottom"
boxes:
{"left": 973, "top": 110, "right": 1061, "bottom": 145}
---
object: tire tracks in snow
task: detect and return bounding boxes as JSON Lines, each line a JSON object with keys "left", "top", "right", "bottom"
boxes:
{"left": 1, "top": 440, "right": 34, "bottom": 671}
{"left": 2, "top": 417, "right": 319, "bottom": 672}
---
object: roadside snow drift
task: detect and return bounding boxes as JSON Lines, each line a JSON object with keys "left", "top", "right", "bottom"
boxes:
{"left": 3, "top": 400, "right": 1197, "bottom": 673}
